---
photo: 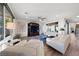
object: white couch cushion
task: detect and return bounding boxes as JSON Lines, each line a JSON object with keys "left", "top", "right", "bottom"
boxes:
{"left": 46, "top": 35, "right": 70, "bottom": 54}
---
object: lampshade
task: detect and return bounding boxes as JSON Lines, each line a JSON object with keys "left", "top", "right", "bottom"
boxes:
{"left": 6, "top": 22, "right": 15, "bottom": 29}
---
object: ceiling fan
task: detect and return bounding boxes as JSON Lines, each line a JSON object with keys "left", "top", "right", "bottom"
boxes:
{"left": 38, "top": 16, "right": 46, "bottom": 21}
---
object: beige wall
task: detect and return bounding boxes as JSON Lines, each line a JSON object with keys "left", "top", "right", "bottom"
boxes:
{"left": 14, "top": 19, "right": 44, "bottom": 36}
{"left": 15, "top": 20, "right": 28, "bottom": 36}
{"left": 14, "top": 17, "right": 68, "bottom": 37}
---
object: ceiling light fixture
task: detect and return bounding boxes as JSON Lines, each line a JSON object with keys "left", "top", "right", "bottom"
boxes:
{"left": 76, "top": 16, "right": 79, "bottom": 18}
{"left": 38, "top": 16, "right": 46, "bottom": 21}
{"left": 25, "top": 12, "right": 30, "bottom": 19}
{"left": 25, "top": 12, "right": 28, "bottom": 14}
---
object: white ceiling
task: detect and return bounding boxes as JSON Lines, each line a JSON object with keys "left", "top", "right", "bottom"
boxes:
{"left": 8, "top": 3, "right": 79, "bottom": 20}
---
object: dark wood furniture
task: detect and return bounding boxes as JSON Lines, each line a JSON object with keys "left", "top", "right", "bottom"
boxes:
{"left": 28, "top": 22, "right": 39, "bottom": 37}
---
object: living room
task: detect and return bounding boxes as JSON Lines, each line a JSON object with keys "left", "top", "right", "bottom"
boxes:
{"left": 0, "top": 3, "right": 79, "bottom": 56}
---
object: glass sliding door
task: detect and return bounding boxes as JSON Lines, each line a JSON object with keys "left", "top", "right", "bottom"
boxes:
{"left": 5, "top": 6, "right": 13, "bottom": 37}
{"left": 0, "top": 3, "right": 14, "bottom": 42}
{"left": 0, "top": 4, "right": 4, "bottom": 41}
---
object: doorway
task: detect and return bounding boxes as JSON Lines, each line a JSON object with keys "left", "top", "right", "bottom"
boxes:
{"left": 75, "top": 24, "right": 79, "bottom": 37}
{"left": 28, "top": 22, "right": 39, "bottom": 37}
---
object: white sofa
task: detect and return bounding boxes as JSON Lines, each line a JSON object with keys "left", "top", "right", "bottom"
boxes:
{"left": 46, "top": 35, "right": 70, "bottom": 54}
{"left": 1, "top": 39, "right": 44, "bottom": 56}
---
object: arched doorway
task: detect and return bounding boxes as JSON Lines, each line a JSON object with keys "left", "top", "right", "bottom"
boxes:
{"left": 28, "top": 22, "right": 39, "bottom": 37}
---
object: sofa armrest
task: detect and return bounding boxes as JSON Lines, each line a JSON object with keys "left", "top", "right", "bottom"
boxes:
{"left": 64, "top": 35, "right": 70, "bottom": 53}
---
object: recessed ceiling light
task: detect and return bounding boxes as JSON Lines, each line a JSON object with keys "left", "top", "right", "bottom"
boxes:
{"left": 76, "top": 16, "right": 79, "bottom": 17}
{"left": 25, "top": 12, "right": 28, "bottom": 14}
{"left": 39, "top": 19, "right": 42, "bottom": 21}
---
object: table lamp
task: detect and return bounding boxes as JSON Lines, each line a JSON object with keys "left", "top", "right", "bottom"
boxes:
{"left": 6, "top": 22, "right": 15, "bottom": 36}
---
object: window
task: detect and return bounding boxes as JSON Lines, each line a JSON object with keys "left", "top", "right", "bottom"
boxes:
{"left": 0, "top": 4, "right": 4, "bottom": 41}
{"left": 5, "top": 6, "right": 13, "bottom": 37}
{"left": 0, "top": 3, "right": 14, "bottom": 41}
